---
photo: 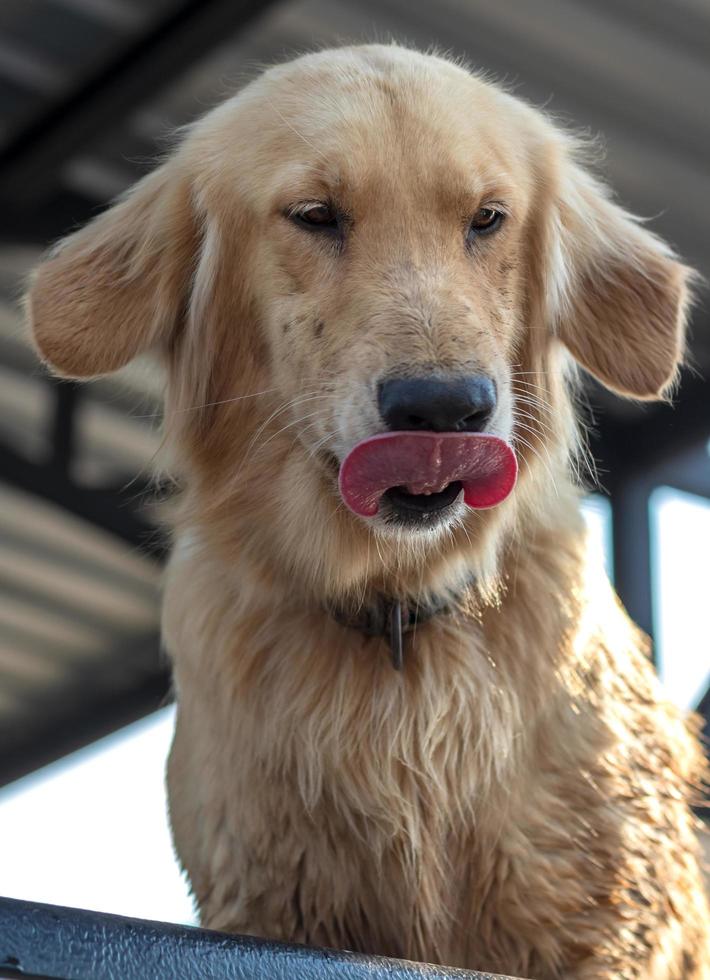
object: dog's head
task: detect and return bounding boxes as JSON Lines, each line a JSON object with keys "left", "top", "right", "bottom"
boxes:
{"left": 27, "top": 46, "right": 691, "bottom": 598}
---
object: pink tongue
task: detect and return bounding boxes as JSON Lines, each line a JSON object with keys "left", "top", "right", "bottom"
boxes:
{"left": 339, "top": 431, "right": 518, "bottom": 518}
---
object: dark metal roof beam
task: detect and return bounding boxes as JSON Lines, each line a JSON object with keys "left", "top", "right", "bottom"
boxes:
{"left": 590, "top": 373, "right": 710, "bottom": 484}
{"left": 0, "top": 0, "right": 279, "bottom": 207}
{"left": 0, "top": 190, "right": 101, "bottom": 244}
{"left": 0, "top": 441, "right": 166, "bottom": 559}
{"left": 0, "top": 632, "right": 169, "bottom": 788}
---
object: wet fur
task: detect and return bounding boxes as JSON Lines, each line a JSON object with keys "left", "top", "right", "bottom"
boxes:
{"left": 26, "top": 46, "right": 709, "bottom": 979}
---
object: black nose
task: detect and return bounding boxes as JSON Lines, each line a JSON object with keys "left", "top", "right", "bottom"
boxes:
{"left": 377, "top": 375, "right": 497, "bottom": 433}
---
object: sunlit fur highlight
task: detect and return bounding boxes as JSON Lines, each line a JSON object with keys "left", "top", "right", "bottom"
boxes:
{"left": 27, "top": 45, "right": 708, "bottom": 979}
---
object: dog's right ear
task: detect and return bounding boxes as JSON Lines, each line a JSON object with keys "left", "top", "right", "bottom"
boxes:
{"left": 26, "top": 159, "right": 197, "bottom": 378}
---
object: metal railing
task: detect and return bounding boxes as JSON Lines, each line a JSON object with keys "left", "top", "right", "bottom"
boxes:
{"left": 0, "top": 897, "right": 520, "bottom": 980}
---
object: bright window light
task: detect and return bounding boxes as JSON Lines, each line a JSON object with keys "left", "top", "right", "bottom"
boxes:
{"left": 0, "top": 705, "right": 195, "bottom": 924}
{"left": 651, "top": 486, "right": 710, "bottom": 711}
{"left": 581, "top": 493, "right": 613, "bottom": 581}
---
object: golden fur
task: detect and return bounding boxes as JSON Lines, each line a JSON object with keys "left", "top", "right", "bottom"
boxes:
{"left": 26, "top": 45, "right": 709, "bottom": 979}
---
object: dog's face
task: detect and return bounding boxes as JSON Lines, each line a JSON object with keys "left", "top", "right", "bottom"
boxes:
{"left": 230, "top": 54, "right": 536, "bottom": 535}
{"left": 27, "top": 46, "right": 691, "bottom": 595}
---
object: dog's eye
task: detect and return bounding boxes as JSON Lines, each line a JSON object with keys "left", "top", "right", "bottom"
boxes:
{"left": 291, "top": 202, "right": 339, "bottom": 232}
{"left": 467, "top": 207, "right": 504, "bottom": 241}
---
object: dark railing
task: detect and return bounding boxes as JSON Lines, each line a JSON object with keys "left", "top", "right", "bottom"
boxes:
{"left": 0, "top": 897, "right": 519, "bottom": 980}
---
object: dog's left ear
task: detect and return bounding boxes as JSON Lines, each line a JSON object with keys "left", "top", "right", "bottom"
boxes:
{"left": 550, "top": 160, "right": 693, "bottom": 400}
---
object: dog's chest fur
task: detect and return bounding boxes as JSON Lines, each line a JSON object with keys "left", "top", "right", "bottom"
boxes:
{"left": 163, "top": 519, "right": 709, "bottom": 978}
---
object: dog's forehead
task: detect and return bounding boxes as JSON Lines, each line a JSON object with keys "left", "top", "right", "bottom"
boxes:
{"left": 201, "top": 50, "right": 538, "bottom": 211}
{"left": 263, "top": 59, "right": 530, "bottom": 196}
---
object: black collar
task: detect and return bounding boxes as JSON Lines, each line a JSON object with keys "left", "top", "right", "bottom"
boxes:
{"left": 327, "top": 584, "right": 471, "bottom": 670}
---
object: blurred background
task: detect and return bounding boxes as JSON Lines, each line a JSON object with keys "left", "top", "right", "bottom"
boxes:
{"left": 0, "top": 0, "right": 707, "bottom": 926}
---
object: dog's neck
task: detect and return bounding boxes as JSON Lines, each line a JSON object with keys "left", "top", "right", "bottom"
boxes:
{"left": 325, "top": 579, "right": 473, "bottom": 670}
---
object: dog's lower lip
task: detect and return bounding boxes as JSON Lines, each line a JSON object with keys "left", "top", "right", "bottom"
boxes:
{"left": 384, "top": 481, "right": 463, "bottom": 516}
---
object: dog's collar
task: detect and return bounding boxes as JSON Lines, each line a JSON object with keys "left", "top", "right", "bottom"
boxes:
{"left": 327, "top": 582, "right": 473, "bottom": 670}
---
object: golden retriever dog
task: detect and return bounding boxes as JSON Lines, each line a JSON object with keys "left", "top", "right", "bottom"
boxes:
{"left": 26, "top": 45, "right": 709, "bottom": 979}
